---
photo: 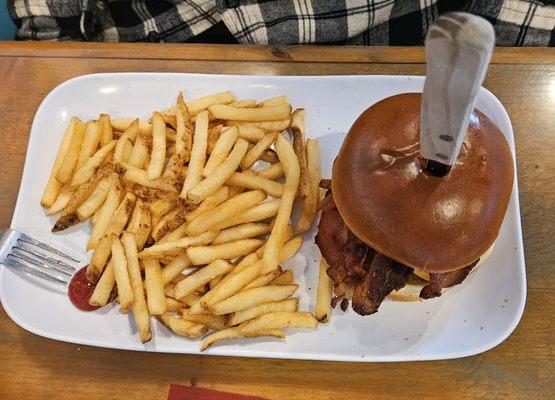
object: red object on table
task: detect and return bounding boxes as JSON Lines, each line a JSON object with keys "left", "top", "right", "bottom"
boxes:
{"left": 168, "top": 385, "right": 267, "bottom": 400}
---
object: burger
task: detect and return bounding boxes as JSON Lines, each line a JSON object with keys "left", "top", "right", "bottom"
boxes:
{"left": 315, "top": 93, "right": 514, "bottom": 315}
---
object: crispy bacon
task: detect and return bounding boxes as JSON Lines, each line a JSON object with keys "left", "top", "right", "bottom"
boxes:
{"left": 419, "top": 260, "right": 479, "bottom": 299}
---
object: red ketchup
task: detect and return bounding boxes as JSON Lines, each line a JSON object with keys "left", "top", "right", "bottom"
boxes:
{"left": 68, "top": 266, "right": 99, "bottom": 311}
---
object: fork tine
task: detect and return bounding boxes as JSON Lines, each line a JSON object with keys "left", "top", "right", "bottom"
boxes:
{"left": 11, "top": 247, "right": 73, "bottom": 277}
{"left": 9, "top": 252, "right": 73, "bottom": 279}
{"left": 17, "top": 233, "right": 80, "bottom": 262}
{"left": 15, "top": 242, "right": 77, "bottom": 272}
{"left": 3, "top": 258, "right": 69, "bottom": 286}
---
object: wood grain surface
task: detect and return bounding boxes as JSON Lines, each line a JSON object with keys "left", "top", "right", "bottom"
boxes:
{"left": 0, "top": 42, "right": 553, "bottom": 400}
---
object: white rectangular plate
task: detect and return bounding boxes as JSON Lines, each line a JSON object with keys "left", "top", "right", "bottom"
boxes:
{"left": 1, "top": 73, "right": 526, "bottom": 362}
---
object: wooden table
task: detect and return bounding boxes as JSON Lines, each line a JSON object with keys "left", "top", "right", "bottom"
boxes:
{"left": 1, "top": 42, "right": 554, "bottom": 399}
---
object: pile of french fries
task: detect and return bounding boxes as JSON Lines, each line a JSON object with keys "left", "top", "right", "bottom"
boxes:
{"left": 40, "top": 90, "right": 333, "bottom": 350}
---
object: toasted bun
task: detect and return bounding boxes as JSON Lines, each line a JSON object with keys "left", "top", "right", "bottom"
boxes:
{"left": 332, "top": 93, "right": 513, "bottom": 272}
{"left": 387, "top": 242, "right": 495, "bottom": 302}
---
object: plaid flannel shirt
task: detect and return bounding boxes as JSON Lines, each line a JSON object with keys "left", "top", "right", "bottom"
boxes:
{"left": 8, "top": 0, "right": 555, "bottom": 46}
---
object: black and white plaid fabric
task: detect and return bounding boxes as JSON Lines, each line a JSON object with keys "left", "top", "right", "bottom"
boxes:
{"left": 8, "top": 0, "right": 555, "bottom": 46}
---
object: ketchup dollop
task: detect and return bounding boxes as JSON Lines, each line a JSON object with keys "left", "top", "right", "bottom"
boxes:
{"left": 68, "top": 266, "right": 99, "bottom": 311}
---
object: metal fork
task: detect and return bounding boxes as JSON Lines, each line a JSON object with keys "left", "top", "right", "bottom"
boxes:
{"left": 0, "top": 228, "right": 81, "bottom": 286}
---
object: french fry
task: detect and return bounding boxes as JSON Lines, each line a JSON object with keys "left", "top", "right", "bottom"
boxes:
{"left": 147, "top": 112, "right": 166, "bottom": 180}
{"left": 187, "top": 138, "right": 249, "bottom": 203}
{"left": 164, "top": 92, "right": 192, "bottom": 182}
{"left": 56, "top": 118, "right": 87, "bottom": 184}
{"left": 122, "top": 140, "right": 133, "bottom": 163}
{"left": 297, "top": 138, "right": 321, "bottom": 231}
{"left": 184, "top": 186, "right": 229, "bottom": 223}
{"left": 162, "top": 91, "right": 236, "bottom": 117}
{"left": 166, "top": 297, "right": 185, "bottom": 312}
{"left": 212, "top": 223, "right": 270, "bottom": 245}
{"left": 181, "top": 110, "right": 209, "bottom": 198}
{"left": 209, "top": 275, "right": 223, "bottom": 289}
{"left": 228, "top": 298, "right": 298, "bottom": 326}
{"left": 114, "top": 119, "right": 139, "bottom": 163}
{"left": 161, "top": 255, "right": 192, "bottom": 285}
{"left": 75, "top": 175, "right": 115, "bottom": 221}
{"left": 255, "top": 163, "right": 284, "bottom": 180}
{"left": 157, "top": 222, "right": 188, "bottom": 244}
{"left": 88, "top": 260, "right": 115, "bottom": 307}
{"left": 185, "top": 190, "right": 266, "bottom": 236}
{"left": 134, "top": 187, "right": 187, "bottom": 208}
{"left": 241, "top": 132, "right": 278, "bottom": 170}
{"left": 158, "top": 314, "right": 207, "bottom": 339}
{"left": 237, "top": 125, "right": 266, "bottom": 142}
{"left": 200, "top": 328, "right": 284, "bottom": 351}
{"left": 233, "top": 252, "right": 260, "bottom": 273}
{"left": 206, "top": 124, "right": 223, "bottom": 155}
{"left": 127, "top": 134, "right": 149, "bottom": 170}
{"left": 104, "top": 192, "right": 136, "bottom": 237}
{"left": 143, "top": 258, "right": 167, "bottom": 315}
{"left": 71, "top": 140, "right": 117, "bottom": 187}
{"left": 76, "top": 121, "right": 102, "bottom": 171}
{"left": 187, "top": 239, "right": 264, "bottom": 265}
{"left": 111, "top": 235, "right": 134, "bottom": 312}
{"left": 99, "top": 114, "right": 113, "bottom": 146}
{"left": 181, "top": 292, "right": 202, "bottom": 307}
{"left": 208, "top": 103, "right": 291, "bottom": 121}
{"left": 46, "top": 186, "right": 74, "bottom": 215}
{"left": 41, "top": 117, "right": 80, "bottom": 207}
{"left": 230, "top": 99, "right": 257, "bottom": 108}
{"left": 111, "top": 118, "right": 152, "bottom": 136}
{"left": 182, "top": 311, "right": 227, "bottom": 330}
{"left": 174, "top": 259, "right": 232, "bottom": 299}
{"left": 226, "top": 119, "right": 290, "bottom": 132}
{"left": 242, "top": 269, "right": 281, "bottom": 290}
{"left": 258, "top": 95, "right": 288, "bottom": 108}
{"left": 148, "top": 198, "right": 175, "bottom": 217}
{"left": 226, "top": 172, "right": 283, "bottom": 198}
{"left": 260, "top": 149, "right": 279, "bottom": 164}
{"left": 270, "top": 269, "right": 294, "bottom": 285}
{"left": 123, "top": 165, "right": 177, "bottom": 192}
{"left": 211, "top": 199, "right": 280, "bottom": 231}
{"left": 315, "top": 257, "right": 333, "bottom": 323}
{"left": 51, "top": 212, "right": 80, "bottom": 232}
{"left": 151, "top": 207, "right": 188, "bottom": 241}
{"left": 87, "top": 235, "right": 112, "bottom": 282}
{"left": 121, "top": 232, "right": 151, "bottom": 342}
{"left": 138, "top": 231, "right": 218, "bottom": 259}
{"left": 134, "top": 204, "right": 152, "bottom": 251}
{"left": 209, "top": 285, "right": 298, "bottom": 315}
{"left": 203, "top": 260, "right": 263, "bottom": 306}
{"left": 203, "top": 127, "right": 238, "bottom": 177}
{"left": 263, "top": 134, "right": 300, "bottom": 274}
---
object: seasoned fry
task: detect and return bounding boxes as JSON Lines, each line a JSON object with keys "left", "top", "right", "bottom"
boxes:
{"left": 147, "top": 112, "right": 166, "bottom": 180}
{"left": 41, "top": 117, "right": 80, "bottom": 207}
{"left": 228, "top": 298, "right": 298, "bottom": 326}
{"left": 226, "top": 119, "right": 290, "bottom": 132}
{"left": 123, "top": 165, "right": 177, "bottom": 192}
{"left": 295, "top": 130, "right": 321, "bottom": 232}
{"left": 166, "top": 297, "right": 185, "bottom": 312}
{"left": 226, "top": 172, "right": 283, "bottom": 198}
{"left": 71, "top": 140, "right": 116, "bottom": 187}
{"left": 157, "top": 222, "right": 187, "bottom": 244}
{"left": 88, "top": 260, "right": 115, "bottom": 307}
{"left": 258, "top": 95, "right": 288, "bottom": 108}
{"left": 76, "top": 121, "right": 102, "bottom": 171}
{"left": 241, "top": 132, "right": 278, "bottom": 170}
{"left": 151, "top": 207, "right": 188, "bottom": 241}
{"left": 164, "top": 92, "right": 192, "bottom": 182}
{"left": 237, "top": 125, "right": 266, "bottom": 142}
{"left": 99, "top": 114, "right": 113, "bottom": 146}
{"left": 184, "top": 186, "right": 229, "bottom": 223}
{"left": 255, "top": 163, "right": 284, "bottom": 180}
{"left": 52, "top": 212, "right": 80, "bottom": 232}
{"left": 75, "top": 175, "right": 114, "bottom": 220}
{"left": 271, "top": 269, "right": 294, "bottom": 285}
{"left": 185, "top": 190, "right": 266, "bottom": 236}
{"left": 56, "top": 118, "right": 87, "bottom": 184}
{"left": 211, "top": 199, "right": 280, "bottom": 231}
{"left": 315, "top": 257, "right": 333, "bottom": 323}
{"left": 181, "top": 110, "right": 209, "bottom": 198}
{"left": 209, "top": 285, "right": 298, "bottom": 315}
{"left": 111, "top": 235, "right": 134, "bottom": 311}
{"left": 148, "top": 198, "right": 175, "bottom": 217}
{"left": 209, "top": 103, "right": 291, "bottom": 121}
{"left": 87, "top": 235, "right": 112, "bottom": 282}
{"left": 127, "top": 134, "right": 149, "bottom": 170}
{"left": 87, "top": 181, "right": 123, "bottom": 248}
{"left": 230, "top": 99, "right": 257, "bottom": 108}
{"left": 121, "top": 232, "right": 151, "bottom": 342}
{"left": 104, "top": 192, "right": 136, "bottom": 237}
{"left": 212, "top": 223, "right": 270, "bottom": 245}
{"left": 206, "top": 124, "right": 223, "bottom": 155}
{"left": 263, "top": 134, "right": 300, "bottom": 274}
{"left": 260, "top": 149, "right": 279, "bottom": 164}
{"left": 46, "top": 186, "right": 74, "bottom": 216}
{"left": 200, "top": 328, "right": 284, "bottom": 351}
{"left": 158, "top": 314, "right": 207, "bottom": 339}
{"left": 134, "top": 187, "right": 187, "bottom": 208}
{"left": 174, "top": 259, "right": 232, "bottom": 299}
{"left": 188, "top": 138, "right": 249, "bottom": 203}
{"left": 203, "top": 127, "right": 238, "bottom": 177}
{"left": 187, "top": 239, "right": 263, "bottom": 265}
{"left": 143, "top": 258, "right": 167, "bottom": 315}
{"left": 138, "top": 231, "right": 218, "bottom": 259}
{"left": 161, "top": 255, "right": 192, "bottom": 285}
{"left": 114, "top": 119, "right": 139, "bottom": 162}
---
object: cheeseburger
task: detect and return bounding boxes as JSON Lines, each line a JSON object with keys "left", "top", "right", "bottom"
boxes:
{"left": 316, "top": 93, "right": 514, "bottom": 315}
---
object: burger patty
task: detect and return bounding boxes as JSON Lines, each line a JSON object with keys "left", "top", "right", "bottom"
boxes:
{"left": 316, "top": 190, "right": 477, "bottom": 315}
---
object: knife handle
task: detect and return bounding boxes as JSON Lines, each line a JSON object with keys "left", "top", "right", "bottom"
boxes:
{"left": 420, "top": 12, "right": 495, "bottom": 168}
